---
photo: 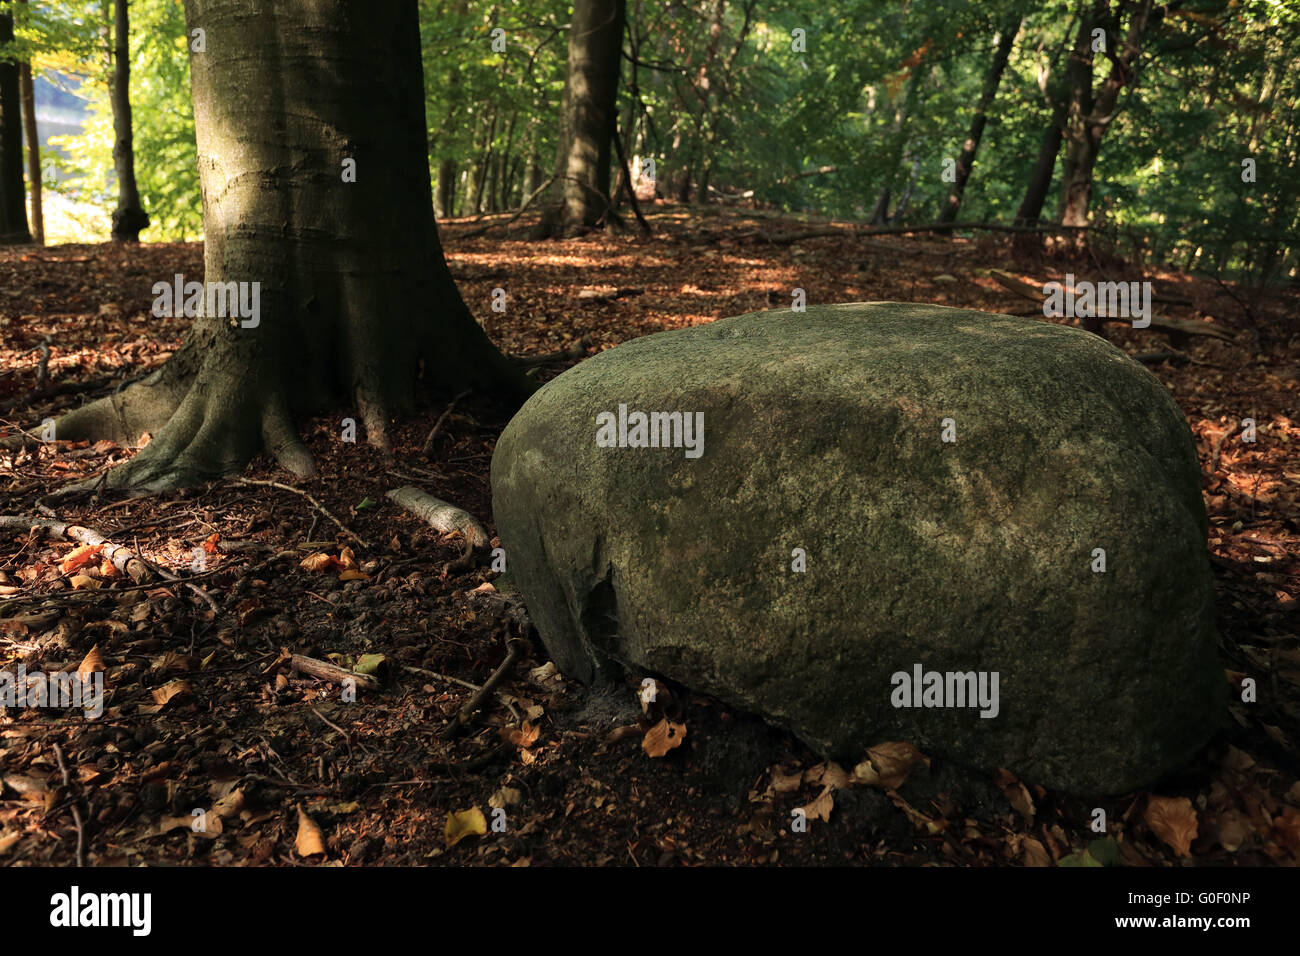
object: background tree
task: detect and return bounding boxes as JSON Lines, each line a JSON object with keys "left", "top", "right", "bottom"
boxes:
{"left": 538, "top": 0, "right": 625, "bottom": 235}
{"left": 109, "top": 0, "right": 148, "bottom": 240}
{"left": 938, "top": 14, "right": 1021, "bottom": 223}
{"left": 43, "top": 0, "right": 531, "bottom": 490}
{"left": 0, "top": 3, "right": 31, "bottom": 244}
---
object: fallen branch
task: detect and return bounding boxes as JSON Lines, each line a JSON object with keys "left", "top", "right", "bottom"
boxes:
{"left": 986, "top": 270, "right": 1236, "bottom": 342}
{"left": 452, "top": 176, "right": 555, "bottom": 240}
{"left": 438, "top": 636, "right": 528, "bottom": 739}
{"left": 233, "top": 478, "right": 368, "bottom": 550}
{"left": 420, "top": 389, "right": 471, "bottom": 459}
{"left": 0, "top": 516, "right": 152, "bottom": 583}
{"left": 385, "top": 486, "right": 489, "bottom": 549}
{"left": 511, "top": 336, "right": 590, "bottom": 368}
{"left": 51, "top": 742, "right": 86, "bottom": 868}
{"left": 287, "top": 653, "right": 381, "bottom": 692}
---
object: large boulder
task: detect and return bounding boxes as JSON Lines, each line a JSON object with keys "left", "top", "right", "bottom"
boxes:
{"left": 491, "top": 303, "right": 1224, "bottom": 794}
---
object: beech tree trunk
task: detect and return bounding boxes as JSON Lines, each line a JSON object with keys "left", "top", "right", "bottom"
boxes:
{"left": 0, "top": 8, "right": 31, "bottom": 245}
{"left": 17, "top": 0, "right": 40, "bottom": 243}
{"left": 539, "top": 0, "right": 626, "bottom": 236}
{"left": 110, "top": 0, "right": 149, "bottom": 241}
{"left": 47, "top": 0, "right": 531, "bottom": 491}
{"left": 18, "top": 60, "right": 40, "bottom": 244}
{"left": 1058, "top": 0, "right": 1156, "bottom": 227}
{"left": 938, "top": 17, "right": 1019, "bottom": 224}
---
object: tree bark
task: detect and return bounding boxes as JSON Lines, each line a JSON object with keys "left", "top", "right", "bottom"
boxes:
{"left": 18, "top": 60, "right": 40, "bottom": 244}
{"left": 436, "top": 158, "right": 457, "bottom": 218}
{"left": 538, "top": 0, "right": 626, "bottom": 236}
{"left": 17, "top": 0, "right": 40, "bottom": 243}
{"left": 43, "top": 0, "right": 532, "bottom": 491}
{"left": 938, "top": 17, "right": 1020, "bottom": 224}
{"left": 110, "top": 0, "right": 149, "bottom": 241}
{"left": 0, "top": 8, "right": 31, "bottom": 245}
{"left": 1058, "top": 0, "right": 1156, "bottom": 227}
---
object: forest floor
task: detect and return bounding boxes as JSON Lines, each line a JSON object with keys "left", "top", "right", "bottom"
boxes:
{"left": 0, "top": 205, "right": 1298, "bottom": 867}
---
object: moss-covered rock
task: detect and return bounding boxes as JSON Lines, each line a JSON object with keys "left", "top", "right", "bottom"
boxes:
{"left": 491, "top": 302, "right": 1224, "bottom": 794}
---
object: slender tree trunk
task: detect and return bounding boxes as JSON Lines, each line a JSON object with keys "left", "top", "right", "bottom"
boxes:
{"left": 938, "top": 17, "right": 1020, "bottom": 224}
{"left": 45, "top": 0, "right": 531, "bottom": 491}
{"left": 16, "top": 0, "right": 40, "bottom": 243}
{"left": 0, "top": 8, "right": 31, "bottom": 244}
{"left": 110, "top": 0, "right": 149, "bottom": 240}
{"left": 1058, "top": 0, "right": 1156, "bottom": 227}
{"left": 436, "top": 158, "right": 457, "bottom": 218}
{"left": 539, "top": 0, "right": 626, "bottom": 236}
{"left": 1015, "top": 98, "right": 1068, "bottom": 225}
{"left": 18, "top": 63, "right": 40, "bottom": 244}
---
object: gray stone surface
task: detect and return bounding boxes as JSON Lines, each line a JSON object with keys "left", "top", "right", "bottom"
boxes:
{"left": 491, "top": 302, "right": 1224, "bottom": 794}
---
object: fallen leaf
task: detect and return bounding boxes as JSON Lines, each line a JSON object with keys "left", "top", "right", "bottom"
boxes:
{"left": 300, "top": 553, "right": 341, "bottom": 573}
{"left": 69, "top": 573, "right": 102, "bottom": 590}
{"left": 1019, "top": 835, "right": 1051, "bottom": 867}
{"left": 212, "top": 789, "right": 246, "bottom": 820}
{"left": 489, "top": 787, "right": 522, "bottom": 809}
{"left": 445, "top": 808, "right": 487, "bottom": 847}
{"left": 994, "top": 768, "right": 1036, "bottom": 824}
{"left": 202, "top": 533, "right": 221, "bottom": 554}
{"left": 1144, "top": 795, "right": 1198, "bottom": 856}
{"left": 851, "top": 742, "right": 928, "bottom": 789}
{"left": 77, "top": 645, "right": 105, "bottom": 681}
{"left": 338, "top": 569, "right": 370, "bottom": 582}
{"left": 295, "top": 807, "right": 326, "bottom": 856}
{"left": 501, "top": 721, "right": 539, "bottom": 749}
{"left": 805, "top": 761, "right": 850, "bottom": 790}
{"left": 151, "top": 680, "right": 193, "bottom": 708}
{"left": 769, "top": 769, "right": 804, "bottom": 794}
{"left": 60, "top": 544, "right": 103, "bottom": 574}
{"left": 1216, "top": 810, "right": 1251, "bottom": 852}
{"left": 642, "top": 719, "right": 686, "bottom": 758}
{"left": 798, "top": 787, "right": 835, "bottom": 824}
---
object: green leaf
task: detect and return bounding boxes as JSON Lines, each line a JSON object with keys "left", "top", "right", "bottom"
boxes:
{"left": 1058, "top": 849, "right": 1103, "bottom": 867}
{"left": 1087, "top": 837, "right": 1122, "bottom": 867}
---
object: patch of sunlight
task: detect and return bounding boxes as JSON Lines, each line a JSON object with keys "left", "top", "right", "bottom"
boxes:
{"left": 38, "top": 190, "right": 111, "bottom": 245}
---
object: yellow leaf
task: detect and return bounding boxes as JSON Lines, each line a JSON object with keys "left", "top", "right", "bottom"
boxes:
{"left": 295, "top": 807, "right": 326, "bottom": 856}
{"left": 69, "top": 573, "right": 102, "bottom": 590}
{"left": 445, "top": 808, "right": 487, "bottom": 847}
{"left": 1144, "top": 795, "right": 1198, "bottom": 856}
{"left": 338, "top": 569, "right": 370, "bottom": 582}
{"left": 338, "top": 547, "right": 357, "bottom": 570}
{"left": 642, "top": 719, "right": 686, "bottom": 758}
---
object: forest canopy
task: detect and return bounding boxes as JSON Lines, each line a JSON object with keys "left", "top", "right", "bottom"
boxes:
{"left": 5, "top": 0, "right": 1298, "bottom": 281}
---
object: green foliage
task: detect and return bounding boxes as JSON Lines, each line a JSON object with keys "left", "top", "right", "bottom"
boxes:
{"left": 27, "top": 0, "right": 199, "bottom": 241}
{"left": 16, "top": 0, "right": 1298, "bottom": 279}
